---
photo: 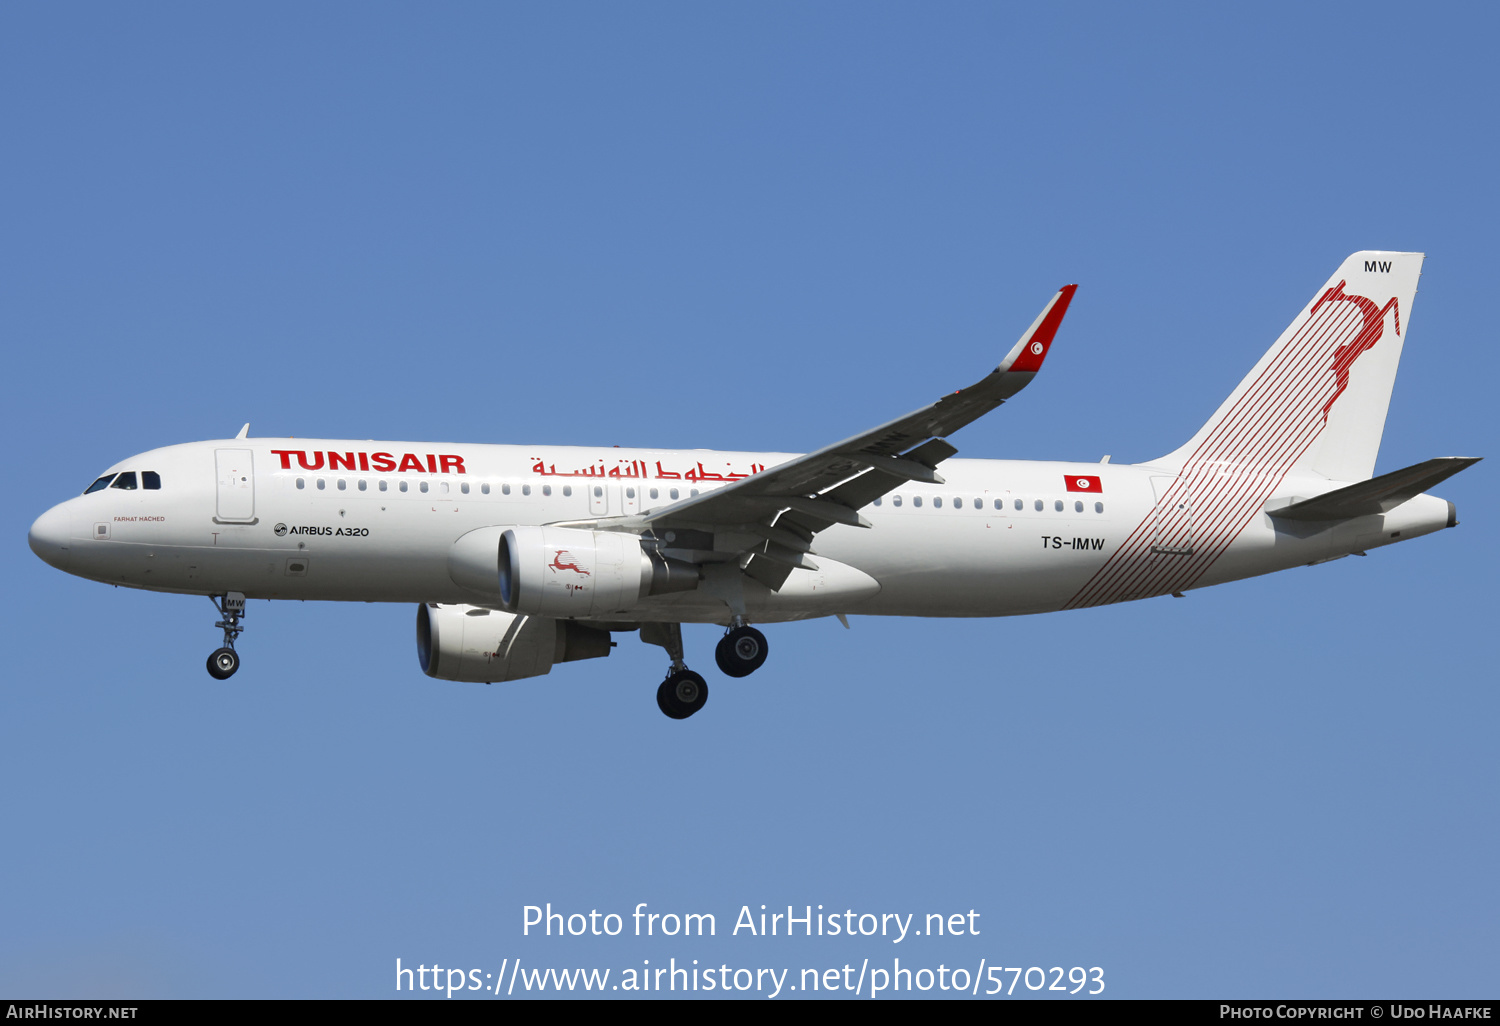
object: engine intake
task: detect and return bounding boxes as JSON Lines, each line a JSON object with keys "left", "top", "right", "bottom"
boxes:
{"left": 415, "top": 603, "right": 611, "bottom": 683}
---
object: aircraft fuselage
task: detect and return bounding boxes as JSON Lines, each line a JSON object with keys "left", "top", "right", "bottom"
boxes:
{"left": 28, "top": 438, "right": 1454, "bottom": 625}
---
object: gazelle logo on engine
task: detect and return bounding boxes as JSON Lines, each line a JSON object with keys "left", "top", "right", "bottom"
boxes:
{"left": 548, "top": 550, "right": 590, "bottom": 575}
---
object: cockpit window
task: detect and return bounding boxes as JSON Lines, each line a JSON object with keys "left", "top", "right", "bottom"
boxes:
{"left": 110, "top": 472, "right": 138, "bottom": 490}
{"left": 84, "top": 475, "right": 116, "bottom": 494}
{"left": 142, "top": 471, "right": 161, "bottom": 490}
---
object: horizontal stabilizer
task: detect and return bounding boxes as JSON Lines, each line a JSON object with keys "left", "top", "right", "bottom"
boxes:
{"left": 1268, "top": 457, "right": 1481, "bottom": 522}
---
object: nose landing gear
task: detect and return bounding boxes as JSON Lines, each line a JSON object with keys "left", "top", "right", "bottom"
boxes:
{"left": 206, "top": 592, "right": 246, "bottom": 680}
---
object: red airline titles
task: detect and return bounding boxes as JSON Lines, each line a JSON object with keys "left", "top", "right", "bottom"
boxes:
{"left": 270, "top": 450, "right": 467, "bottom": 474}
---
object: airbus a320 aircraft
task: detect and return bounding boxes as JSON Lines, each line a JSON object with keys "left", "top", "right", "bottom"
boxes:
{"left": 28, "top": 252, "right": 1477, "bottom": 718}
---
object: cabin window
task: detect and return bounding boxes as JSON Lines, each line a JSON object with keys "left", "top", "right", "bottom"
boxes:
{"left": 542, "top": 485, "right": 551, "bottom": 497}
{"left": 85, "top": 475, "right": 116, "bottom": 494}
{"left": 1032, "top": 499, "right": 1041, "bottom": 511}
{"left": 892, "top": 495, "right": 902, "bottom": 507}
{"left": 994, "top": 499, "right": 1003, "bottom": 510}
{"left": 626, "top": 487, "right": 636, "bottom": 499}
{"left": 296, "top": 478, "right": 305, "bottom": 490}
{"left": 461, "top": 482, "right": 469, "bottom": 494}
{"left": 110, "top": 472, "right": 138, "bottom": 490}
{"left": 316, "top": 479, "right": 326, "bottom": 490}
{"left": 562, "top": 485, "right": 571, "bottom": 497}
{"left": 650, "top": 488, "right": 659, "bottom": 499}
{"left": 522, "top": 484, "right": 531, "bottom": 496}
{"left": 953, "top": 497, "right": 963, "bottom": 509}
{"left": 1014, "top": 498, "right": 1023, "bottom": 511}
{"left": 502, "top": 483, "right": 511, "bottom": 495}
{"left": 358, "top": 480, "right": 367, "bottom": 491}
{"left": 337, "top": 479, "right": 347, "bottom": 491}
{"left": 873, "top": 497, "right": 882, "bottom": 506}
{"left": 670, "top": 488, "right": 679, "bottom": 500}
{"left": 933, "top": 496, "right": 942, "bottom": 508}
{"left": 439, "top": 481, "right": 449, "bottom": 494}
{"left": 419, "top": 481, "right": 429, "bottom": 493}
{"left": 142, "top": 471, "right": 161, "bottom": 490}
{"left": 379, "top": 480, "right": 388, "bottom": 492}
{"left": 593, "top": 486, "right": 603, "bottom": 497}
{"left": 480, "top": 483, "right": 489, "bottom": 495}
{"left": 913, "top": 496, "right": 923, "bottom": 507}
{"left": 690, "top": 489, "right": 699, "bottom": 497}
{"left": 1075, "top": 500, "right": 1084, "bottom": 513}
{"left": 1095, "top": 501, "right": 1104, "bottom": 514}
{"left": 1054, "top": 499, "right": 1064, "bottom": 512}
{"left": 399, "top": 481, "right": 408, "bottom": 493}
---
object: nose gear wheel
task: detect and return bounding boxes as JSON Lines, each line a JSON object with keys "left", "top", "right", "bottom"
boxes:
{"left": 205, "top": 593, "right": 246, "bottom": 680}
{"left": 207, "top": 647, "right": 240, "bottom": 680}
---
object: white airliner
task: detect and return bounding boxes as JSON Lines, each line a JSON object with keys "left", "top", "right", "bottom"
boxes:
{"left": 28, "top": 251, "right": 1477, "bottom": 718}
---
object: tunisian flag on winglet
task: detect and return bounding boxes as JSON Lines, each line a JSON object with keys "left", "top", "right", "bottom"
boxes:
{"left": 1065, "top": 475, "right": 1103, "bottom": 493}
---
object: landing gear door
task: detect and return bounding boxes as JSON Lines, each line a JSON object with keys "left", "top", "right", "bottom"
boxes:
{"left": 1150, "top": 475, "right": 1193, "bottom": 555}
{"left": 215, "top": 448, "right": 256, "bottom": 523}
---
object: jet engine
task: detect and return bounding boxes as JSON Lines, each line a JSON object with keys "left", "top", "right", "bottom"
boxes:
{"left": 448, "top": 525, "right": 698, "bottom": 618}
{"left": 415, "top": 603, "right": 611, "bottom": 683}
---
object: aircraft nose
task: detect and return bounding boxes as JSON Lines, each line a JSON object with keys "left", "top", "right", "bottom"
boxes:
{"left": 29, "top": 504, "right": 74, "bottom": 570}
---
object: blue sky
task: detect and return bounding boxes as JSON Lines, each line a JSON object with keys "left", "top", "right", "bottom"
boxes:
{"left": 2, "top": 2, "right": 1495, "bottom": 999}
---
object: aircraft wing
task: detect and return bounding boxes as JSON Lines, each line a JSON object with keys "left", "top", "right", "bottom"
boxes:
{"left": 624, "top": 284, "right": 1077, "bottom": 589}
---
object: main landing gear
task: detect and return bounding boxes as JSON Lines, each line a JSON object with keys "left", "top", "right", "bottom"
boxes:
{"left": 206, "top": 592, "right": 246, "bottom": 680}
{"left": 642, "top": 619, "right": 770, "bottom": 719}
{"left": 641, "top": 621, "right": 709, "bottom": 720}
{"left": 715, "top": 622, "right": 768, "bottom": 678}
{"left": 657, "top": 671, "right": 708, "bottom": 720}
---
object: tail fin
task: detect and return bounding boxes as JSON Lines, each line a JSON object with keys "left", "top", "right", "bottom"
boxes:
{"left": 1154, "top": 251, "right": 1423, "bottom": 482}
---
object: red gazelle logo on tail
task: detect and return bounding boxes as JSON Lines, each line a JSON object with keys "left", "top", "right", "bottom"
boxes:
{"left": 1313, "top": 281, "right": 1400, "bottom": 420}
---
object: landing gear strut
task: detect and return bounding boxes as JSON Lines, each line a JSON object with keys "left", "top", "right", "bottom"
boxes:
{"left": 206, "top": 592, "right": 246, "bottom": 680}
{"left": 715, "top": 621, "right": 768, "bottom": 678}
{"left": 641, "top": 621, "right": 708, "bottom": 719}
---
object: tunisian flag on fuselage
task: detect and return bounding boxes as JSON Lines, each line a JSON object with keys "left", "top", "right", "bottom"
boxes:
{"left": 1065, "top": 475, "right": 1103, "bottom": 493}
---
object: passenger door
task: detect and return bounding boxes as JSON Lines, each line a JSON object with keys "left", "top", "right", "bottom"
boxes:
{"left": 215, "top": 449, "right": 256, "bottom": 523}
{"left": 1150, "top": 475, "right": 1193, "bottom": 555}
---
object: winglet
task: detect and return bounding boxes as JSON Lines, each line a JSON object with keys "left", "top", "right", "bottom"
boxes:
{"left": 997, "top": 284, "right": 1077, "bottom": 375}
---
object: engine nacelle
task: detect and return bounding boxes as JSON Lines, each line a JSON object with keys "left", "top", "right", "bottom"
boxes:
{"left": 501, "top": 525, "right": 642, "bottom": 617}
{"left": 415, "top": 603, "right": 611, "bottom": 683}
{"left": 445, "top": 524, "right": 696, "bottom": 618}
